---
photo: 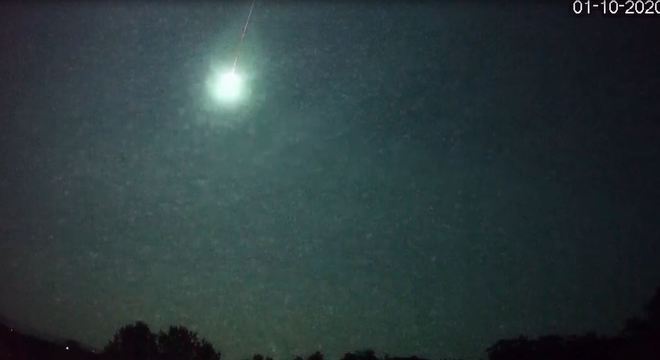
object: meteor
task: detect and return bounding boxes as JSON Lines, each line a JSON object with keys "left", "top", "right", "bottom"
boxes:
{"left": 209, "top": 69, "right": 243, "bottom": 103}
{"left": 208, "top": 0, "right": 257, "bottom": 105}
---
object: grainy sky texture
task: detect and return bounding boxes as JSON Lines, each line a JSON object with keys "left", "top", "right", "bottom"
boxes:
{"left": 1, "top": 2, "right": 660, "bottom": 360}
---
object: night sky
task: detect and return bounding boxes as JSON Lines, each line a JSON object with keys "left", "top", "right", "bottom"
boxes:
{"left": 1, "top": 2, "right": 660, "bottom": 360}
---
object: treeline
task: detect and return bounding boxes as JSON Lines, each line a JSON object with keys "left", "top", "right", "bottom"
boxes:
{"left": 487, "top": 286, "right": 660, "bottom": 359}
{"left": 1, "top": 286, "right": 659, "bottom": 360}
{"left": 0, "top": 322, "right": 458, "bottom": 360}
{"left": 99, "top": 325, "right": 457, "bottom": 360}
{"left": 102, "top": 322, "right": 219, "bottom": 360}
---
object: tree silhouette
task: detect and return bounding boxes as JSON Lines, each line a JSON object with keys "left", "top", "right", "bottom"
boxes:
{"left": 158, "top": 325, "right": 220, "bottom": 360}
{"left": 307, "top": 350, "right": 324, "bottom": 360}
{"left": 618, "top": 285, "right": 660, "bottom": 358}
{"left": 103, "top": 322, "right": 220, "bottom": 360}
{"left": 624, "top": 286, "right": 660, "bottom": 332}
{"left": 103, "top": 321, "right": 158, "bottom": 360}
{"left": 485, "top": 287, "right": 660, "bottom": 360}
{"left": 342, "top": 349, "right": 384, "bottom": 360}
{"left": 622, "top": 316, "right": 651, "bottom": 337}
{"left": 644, "top": 286, "right": 660, "bottom": 327}
{"left": 196, "top": 339, "right": 221, "bottom": 360}
{"left": 158, "top": 326, "right": 198, "bottom": 360}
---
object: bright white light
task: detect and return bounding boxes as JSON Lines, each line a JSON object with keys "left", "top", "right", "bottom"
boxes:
{"left": 208, "top": 69, "right": 243, "bottom": 104}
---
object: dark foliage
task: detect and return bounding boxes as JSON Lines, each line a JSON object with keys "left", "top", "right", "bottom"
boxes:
{"left": 104, "top": 321, "right": 158, "bottom": 360}
{"left": 341, "top": 350, "right": 378, "bottom": 360}
{"left": 102, "top": 322, "right": 220, "bottom": 360}
{"left": 307, "top": 351, "right": 324, "bottom": 360}
{"left": 2, "top": 285, "right": 660, "bottom": 360}
{"left": 249, "top": 353, "right": 273, "bottom": 360}
{"left": 343, "top": 349, "right": 456, "bottom": 360}
{"left": 197, "top": 339, "right": 222, "bottom": 360}
{"left": 158, "top": 326, "right": 197, "bottom": 360}
{"left": 486, "top": 286, "right": 660, "bottom": 360}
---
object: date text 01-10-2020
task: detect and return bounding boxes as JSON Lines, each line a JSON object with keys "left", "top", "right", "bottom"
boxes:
{"left": 573, "top": 0, "right": 660, "bottom": 15}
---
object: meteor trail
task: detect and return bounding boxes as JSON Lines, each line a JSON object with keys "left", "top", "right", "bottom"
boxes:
{"left": 208, "top": 0, "right": 257, "bottom": 105}
{"left": 232, "top": 0, "right": 257, "bottom": 74}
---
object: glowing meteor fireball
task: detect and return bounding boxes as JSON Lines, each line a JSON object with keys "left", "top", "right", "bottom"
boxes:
{"left": 206, "top": 0, "right": 256, "bottom": 107}
{"left": 208, "top": 69, "right": 244, "bottom": 104}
